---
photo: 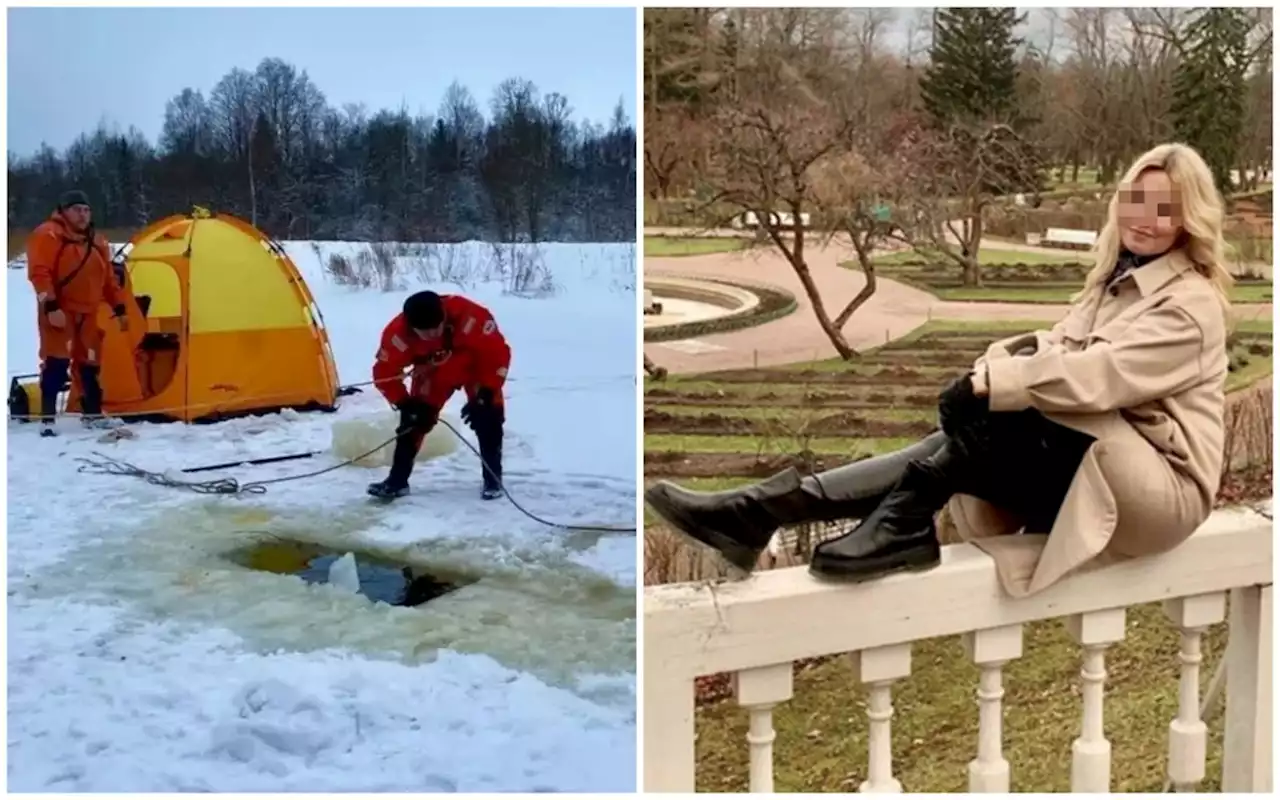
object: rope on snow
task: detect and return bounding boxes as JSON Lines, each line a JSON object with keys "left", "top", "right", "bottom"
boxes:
{"left": 75, "top": 417, "right": 636, "bottom": 533}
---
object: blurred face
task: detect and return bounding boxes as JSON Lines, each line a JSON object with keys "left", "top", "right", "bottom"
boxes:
{"left": 412, "top": 323, "right": 444, "bottom": 338}
{"left": 62, "top": 203, "right": 92, "bottom": 231}
{"left": 1117, "top": 169, "right": 1182, "bottom": 256}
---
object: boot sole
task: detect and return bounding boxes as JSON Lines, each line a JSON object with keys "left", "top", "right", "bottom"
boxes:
{"left": 644, "top": 487, "right": 763, "bottom": 574}
{"left": 808, "top": 543, "right": 941, "bottom": 583}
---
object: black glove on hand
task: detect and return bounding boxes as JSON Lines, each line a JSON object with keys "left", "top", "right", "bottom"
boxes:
{"left": 461, "top": 386, "right": 495, "bottom": 427}
{"left": 396, "top": 398, "right": 438, "bottom": 431}
{"left": 938, "top": 373, "right": 990, "bottom": 459}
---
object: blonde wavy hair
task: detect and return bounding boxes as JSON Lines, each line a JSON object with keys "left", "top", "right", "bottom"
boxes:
{"left": 1080, "top": 142, "right": 1234, "bottom": 306}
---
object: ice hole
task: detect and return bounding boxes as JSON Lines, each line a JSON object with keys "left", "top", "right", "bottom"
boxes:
{"left": 224, "top": 538, "right": 478, "bottom": 607}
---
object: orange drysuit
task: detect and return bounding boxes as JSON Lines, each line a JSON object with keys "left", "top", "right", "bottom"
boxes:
{"left": 372, "top": 294, "right": 512, "bottom": 412}
{"left": 27, "top": 212, "right": 126, "bottom": 366}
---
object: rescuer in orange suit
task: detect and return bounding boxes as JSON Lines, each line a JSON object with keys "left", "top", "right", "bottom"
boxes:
{"left": 26, "top": 190, "right": 129, "bottom": 437}
{"left": 368, "top": 290, "right": 512, "bottom": 500}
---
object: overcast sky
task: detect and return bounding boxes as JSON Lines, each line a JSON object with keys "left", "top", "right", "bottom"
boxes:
{"left": 7, "top": 6, "right": 637, "bottom": 156}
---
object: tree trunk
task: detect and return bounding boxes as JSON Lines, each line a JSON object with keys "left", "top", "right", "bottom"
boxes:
{"left": 790, "top": 257, "right": 856, "bottom": 360}
{"left": 248, "top": 152, "right": 257, "bottom": 228}
{"left": 961, "top": 213, "right": 984, "bottom": 287}
{"left": 764, "top": 223, "right": 856, "bottom": 361}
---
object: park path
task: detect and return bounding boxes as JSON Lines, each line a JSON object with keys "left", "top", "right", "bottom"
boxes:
{"left": 643, "top": 227, "right": 1272, "bottom": 375}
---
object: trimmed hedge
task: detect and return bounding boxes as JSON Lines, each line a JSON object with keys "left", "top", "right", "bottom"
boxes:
{"left": 644, "top": 278, "right": 798, "bottom": 343}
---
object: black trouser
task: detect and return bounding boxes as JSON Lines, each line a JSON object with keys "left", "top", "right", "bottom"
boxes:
{"left": 40, "top": 359, "right": 103, "bottom": 422}
{"left": 947, "top": 407, "right": 1096, "bottom": 533}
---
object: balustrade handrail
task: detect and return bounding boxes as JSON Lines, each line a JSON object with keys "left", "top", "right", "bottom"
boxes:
{"left": 644, "top": 505, "right": 1273, "bottom": 792}
{"left": 646, "top": 508, "right": 1270, "bottom": 677}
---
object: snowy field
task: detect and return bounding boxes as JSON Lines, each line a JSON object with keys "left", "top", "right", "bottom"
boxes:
{"left": 5, "top": 241, "right": 638, "bottom": 791}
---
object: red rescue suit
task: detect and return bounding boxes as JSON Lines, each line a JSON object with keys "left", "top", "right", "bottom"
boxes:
{"left": 372, "top": 294, "right": 511, "bottom": 412}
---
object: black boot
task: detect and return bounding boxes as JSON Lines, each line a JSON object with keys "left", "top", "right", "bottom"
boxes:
{"left": 78, "top": 364, "right": 112, "bottom": 428}
{"left": 809, "top": 444, "right": 960, "bottom": 580}
{"left": 39, "top": 357, "right": 70, "bottom": 436}
{"left": 367, "top": 418, "right": 422, "bottom": 500}
{"left": 808, "top": 410, "right": 1098, "bottom": 581}
{"left": 475, "top": 407, "right": 504, "bottom": 500}
{"left": 645, "top": 432, "right": 948, "bottom": 572}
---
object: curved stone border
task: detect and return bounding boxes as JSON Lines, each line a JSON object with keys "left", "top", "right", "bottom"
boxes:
{"left": 645, "top": 276, "right": 761, "bottom": 321}
{"left": 851, "top": 259, "right": 1273, "bottom": 305}
{"left": 643, "top": 273, "right": 798, "bottom": 343}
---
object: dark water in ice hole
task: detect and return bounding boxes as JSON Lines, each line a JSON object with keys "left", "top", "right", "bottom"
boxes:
{"left": 226, "top": 539, "right": 479, "bottom": 607}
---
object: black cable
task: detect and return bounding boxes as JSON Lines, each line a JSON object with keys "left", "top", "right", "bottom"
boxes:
{"left": 75, "top": 418, "right": 636, "bottom": 533}
{"left": 434, "top": 417, "right": 635, "bottom": 532}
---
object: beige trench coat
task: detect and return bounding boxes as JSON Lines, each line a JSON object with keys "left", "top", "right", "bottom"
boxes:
{"left": 936, "top": 249, "right": 1230, "bottom": 597}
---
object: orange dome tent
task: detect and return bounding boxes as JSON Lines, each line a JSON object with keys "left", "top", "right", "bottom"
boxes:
{"left": 66, "top": 207, "right": 340, "bottom": 423}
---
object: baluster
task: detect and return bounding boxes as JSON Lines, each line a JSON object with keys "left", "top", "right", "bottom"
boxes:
{"left": 733, "top": 662, "right": 794, "bottom": 793}
{"left": 1163, "top": 592, "right": 1227, "bottom": 791}
{"left": 962, "top": 624, "right": 1024, "bottom": 792}
{"left": 851, "top": 643, "right": 912, "bottom": 793}
{"left": 1223, "top": 584, "right": 1272, "bottom": 792}
{"left": 645, "top": 665, "right": 697, "bottom": 792}
{"left": 1066, "top": 608, "right": 1126, "bottom": 792}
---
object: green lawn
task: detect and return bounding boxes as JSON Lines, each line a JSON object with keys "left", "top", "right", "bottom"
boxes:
{"left": 644, "top": 235, "right": 749, "bottom": 257}
{"left": 871, "top": 247, "right": 1084, "bottom": 268}
{"left": 927, "top": 282, "right": 1271, "bottom": 304}
{"left": 853, "top": 249, "right": 1272, "bottom": 304}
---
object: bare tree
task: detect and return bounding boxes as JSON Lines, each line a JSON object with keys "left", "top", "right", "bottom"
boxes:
{"left": 644, "top": 104, "right": 705, "bottom": 199}
{"left": 695, "top": 11, "right": 893, "bottom": 359}
{"left": 893, "top": 120, "right": 1041, "bottom": 287}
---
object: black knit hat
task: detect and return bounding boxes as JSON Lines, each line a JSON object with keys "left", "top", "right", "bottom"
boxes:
{"left": 403, "top": 291, "right": 444, "bottom": 330}
{"left": 59, "top": 190, "right": 91, "bottom": 210}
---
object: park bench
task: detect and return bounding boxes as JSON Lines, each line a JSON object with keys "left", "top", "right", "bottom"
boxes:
{"left": 732, "top": 211, "right": 812, "bottom": 230}
{"left": 1036, "top": 227, "right": 1098, "bottom": 251}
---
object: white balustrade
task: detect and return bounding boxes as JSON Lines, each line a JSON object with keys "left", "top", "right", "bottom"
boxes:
{"left": 1066, "top": 608, "right": 1126, "bottom": 792}
{"left": 962, "top": 624, "right": 1023, "bottom": 792}
{"left": 1223, "top": 584, "right": 1273, "bottom": 792}
{"left": 733, "top": 663, "right": 793, "bottom": 793}
{"left": 642, "top": 510, "right": 1272, "bottom": 793}
{"left": 851, "top": 643, "right": 912, "bottom": 793}
{"left": 1163, "top": 592, "right": 1227, "bottom": 790}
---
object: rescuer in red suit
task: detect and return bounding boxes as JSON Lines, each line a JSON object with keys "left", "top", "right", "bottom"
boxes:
{"left": 368, "top": 290, "right": 511, "bottom": 500}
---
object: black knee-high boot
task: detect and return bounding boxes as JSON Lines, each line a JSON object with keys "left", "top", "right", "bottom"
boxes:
{"left": 474, "top": 407, "right": 504, "bottom": 498}
{"left": 644, "top": 432, "right": 949, "bottom": 572}
{"left": 39, "top": 358, "right": 70, "bottom": 426}
{"left": 810, "top": 409, "right": 1097, "bottom": 581}
{"left": 78, "top": 364, "right": 104, "bottom": 418}
{"left": 368, "top": 411, "right": 430, "bottom": 499}
{"left": 386, "top": 426, "right": 423, "bottom": 488}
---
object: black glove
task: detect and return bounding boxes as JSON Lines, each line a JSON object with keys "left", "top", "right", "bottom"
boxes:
{"left": 938, "top": 372, "right": 990, "bottom": 458}
{"left": 395, "top": 398, "right": 438, "bottom": 431}
{"left": 42, "top": 298, "right": 60, "bottom": 314}
{"left": 461, "top": 386, "right": 495, "bottom": 427}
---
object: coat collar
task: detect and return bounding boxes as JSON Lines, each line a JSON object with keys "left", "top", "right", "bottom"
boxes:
{"left": 1119, "top": 248, "right": 1197, "bottom": 298}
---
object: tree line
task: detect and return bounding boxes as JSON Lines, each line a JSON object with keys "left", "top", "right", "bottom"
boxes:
{"left": 646, "top": 7, "right": 1271, "bottom": 200}
{"left": 643, "top": 7, "right": 1272, "bottom": 358}
{"left": 8, "top": 57, "right": 636, "bottom": 244}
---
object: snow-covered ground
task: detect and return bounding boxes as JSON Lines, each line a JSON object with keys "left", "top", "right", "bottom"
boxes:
{"left": 5, "top": 241, "right": 638, "bottom": 791}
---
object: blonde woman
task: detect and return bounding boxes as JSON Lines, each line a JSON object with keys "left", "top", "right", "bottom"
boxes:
{"left": 645, "top": 143, "right": 1233, "bottom": 597}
